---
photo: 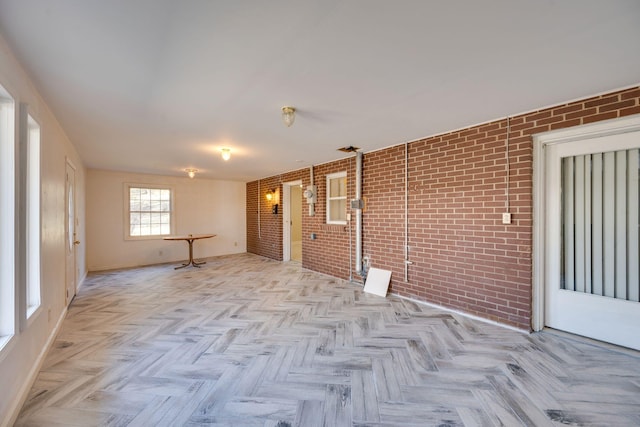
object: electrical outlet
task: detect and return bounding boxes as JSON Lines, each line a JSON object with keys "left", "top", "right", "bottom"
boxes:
{"left": 158, "top": 250, "right": 163, "bottom": 256}
{"left": 502, "top": 212, "right": 512, "bottom": 224}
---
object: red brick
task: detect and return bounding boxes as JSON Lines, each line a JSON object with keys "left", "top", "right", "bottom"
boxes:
{"left": 599, "top": 99, "right": 635, "bottom": 113}
{"left": 621, "top": 105, "right": 640, "bottom": 117}
{"left": 583, "top": 111, "right": 618, "bottom": 124}
{"left": 584, "top": 94, "right": 620, "bottom": 108}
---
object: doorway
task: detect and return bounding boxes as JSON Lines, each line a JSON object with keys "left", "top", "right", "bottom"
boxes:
{"left": 65, "top": 160, "right": 78, "bottom": 306}
{"left": 283, "top": 180, "right": 303, "bottom": 262}
{"left": 533, "top": 115, "right": 640, "bottom": 350}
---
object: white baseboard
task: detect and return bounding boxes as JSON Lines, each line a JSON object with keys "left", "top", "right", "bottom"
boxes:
{"left": 394, "top": 293, "right": 530, "bottom": 335}
{"left": 3, "top": 306, "right": 68, "bottom": 427}
{"left": 77, "top": 269, "right": 88, "bottom": 292}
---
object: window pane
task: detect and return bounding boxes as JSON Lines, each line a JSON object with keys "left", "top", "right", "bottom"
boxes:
{"left": 140, "top": 198, "right": 150, "bottom": 211}
{"left": 161, "top": 189, "right": 170, "bottom": 200}
{"left": 338, "top": 177, "right": 346, "bottom": 197}
{"left": 130, "top": 197, "right": 140, "bottom": 211}
{"left": 150, "top": 224, "right": 161, "bottom": 235}
{"left": 150, "top": 200, "right": 161, "bottom": 212}
{"left": 130, "top": 213, "right": 140, "bottom": 237}
{"left": 329, "top": 177, "right": 346, "bottom": 198}
{"left": 150, "top": 189, "right": 161, "bottom": 200}
{"left": 330, "top": 199, "right": 346, "bottom": 221}
{"left": 330, "top": 178, "right": 339, "bottom": 197}
{"left": 140, "top": 212, "right": 150, "bottom": 227}
{"left": 130, "top": 188, "right": 140, "bottom": 201}
{"left": 161, "top": 224, "right": 170, "bottom": 235}
{"left": 160, "top": 200, "right": 170, "bottom": 212}
{"left": 130, "top": 212, "right": 140, "bottom": 226}
{"left": 150, "top": 212, "right": 161, "bottom": 224}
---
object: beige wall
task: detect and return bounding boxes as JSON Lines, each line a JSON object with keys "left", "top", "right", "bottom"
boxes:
{"left": 0, "top": 34, "right": 86, "bottom": 425}
{"left": 87, "top": 169, "right": 246, "bottom": 271}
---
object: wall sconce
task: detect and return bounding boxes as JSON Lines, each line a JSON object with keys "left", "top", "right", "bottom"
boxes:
{"left": 282, "top": 106, "right": 295, "bottom": 127}
{"left": 266, "top": 188, "right": 278, "bottom": 214}
{"left": 185, "top": 168, "right": 198, "bottom": 179}
{"left": 221, "top": 148, "right": 231, "bottom": 161}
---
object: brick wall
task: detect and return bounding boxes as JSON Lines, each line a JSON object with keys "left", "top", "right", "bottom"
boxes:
{"left": 247, "top": 177, "right": 282, "bottom": 260}
{"left": 247, "top": 86, "right": 640, "bottom": 330}
{"left": 301, "top": 158, "right": 355, "bottom": 279}
{"left": 246, "top": 170, "right": 307, "bottom": 260}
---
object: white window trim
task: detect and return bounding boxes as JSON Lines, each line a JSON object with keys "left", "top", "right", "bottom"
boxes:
{"left": 123, "top": 183, "right": 175, "bottom": 240}
{"left": 326, "top": 171, "right": 347, "bottom": 225}
{"left": 0, "top": 84, "right": 16, "bottom": 350}
{"left": 25, "top": 111, "right": 41, "bottom": 321}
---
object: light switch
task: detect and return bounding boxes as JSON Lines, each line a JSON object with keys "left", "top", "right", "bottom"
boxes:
{"left": 502, "top": 212, "right": 511, "bottom": 224}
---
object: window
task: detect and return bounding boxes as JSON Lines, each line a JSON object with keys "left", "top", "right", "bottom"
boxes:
{"left": 126, "top": 185, "right": 173, "bottom": 238}
{"left": 0, "top": 84, "right": 15, "bottom": 347}
{"left": 26, "top": 114, "right": 41, "bottom": 318}
{"left": 326, "top": 172, "right": 347, "bottom": 224}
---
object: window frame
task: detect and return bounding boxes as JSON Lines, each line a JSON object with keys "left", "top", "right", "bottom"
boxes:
{"left": 326, "top": 171, "right": 347, "bottom": 225}
{"left": 0, "top": 84, "right": 16, "bottom": 351}
{"left": 24, "top": 111, "right": 41, "bottom": 320}
{"left": 124, "top": 183, "right": 175, "bottom": 240}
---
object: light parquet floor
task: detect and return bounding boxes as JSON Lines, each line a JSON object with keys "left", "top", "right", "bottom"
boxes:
{"left": 14, "top": 253, "right": 640, "bottom": 426}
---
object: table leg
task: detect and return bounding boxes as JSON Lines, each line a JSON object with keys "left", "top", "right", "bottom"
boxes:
{"left": 190, "top": 239, "right": 207, "bottom": 267}
{"left": 174, "top": 238, "right": 207, "bottom": 269}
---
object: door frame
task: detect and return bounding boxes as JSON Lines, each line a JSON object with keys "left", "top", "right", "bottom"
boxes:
{"left": 65, "top": 158, "right": 77, "bottom": 306}
{"left": 282, "top": 180, "right": 302, "bottom": 261}
{"left": 532, "top": 113, "right": 640, "bottom": 331}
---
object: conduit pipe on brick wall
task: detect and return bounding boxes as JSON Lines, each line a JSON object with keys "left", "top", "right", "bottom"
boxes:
{"left": 404, "top": 143, "right": 412, "bottom": 282}
{"left": 355, "top": 151, "right": 363, "bottom": 274}
{"left": 309, "top": 166, "right": 315, "bottom": 216}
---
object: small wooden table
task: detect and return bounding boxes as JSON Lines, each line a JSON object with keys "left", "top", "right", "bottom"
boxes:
{"left": 163, "top": 234, "right": 216, "bottom": 269}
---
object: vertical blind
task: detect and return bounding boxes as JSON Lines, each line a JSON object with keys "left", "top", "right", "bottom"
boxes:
{"left": 561, "top": 149, "right": 640, "bottom": 302}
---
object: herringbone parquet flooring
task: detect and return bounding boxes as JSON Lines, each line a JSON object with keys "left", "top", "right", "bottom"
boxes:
{"left": 14, "top": 253, "right": 640, "bottom": 426}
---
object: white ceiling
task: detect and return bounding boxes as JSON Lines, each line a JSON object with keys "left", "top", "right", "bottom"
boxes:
{"left": 0, "top": 1, "right": 639, "bottom": 182}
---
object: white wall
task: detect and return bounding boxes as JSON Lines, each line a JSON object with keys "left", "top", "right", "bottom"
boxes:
{"left": 87, "top": 169, "right": 246, "bottom": 271}
{"left": 0, "top": 35, "right": 86, "bottom": 425}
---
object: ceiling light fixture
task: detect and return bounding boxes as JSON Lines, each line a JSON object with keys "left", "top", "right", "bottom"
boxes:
{"left": 282, "top": 106, "right": 295, "bottom": 127}
{"left": 221, "top": 148, "right": 231, "bottom": 161}
{"left": 185, "top": 168, "right": 198, "bottom": 179}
